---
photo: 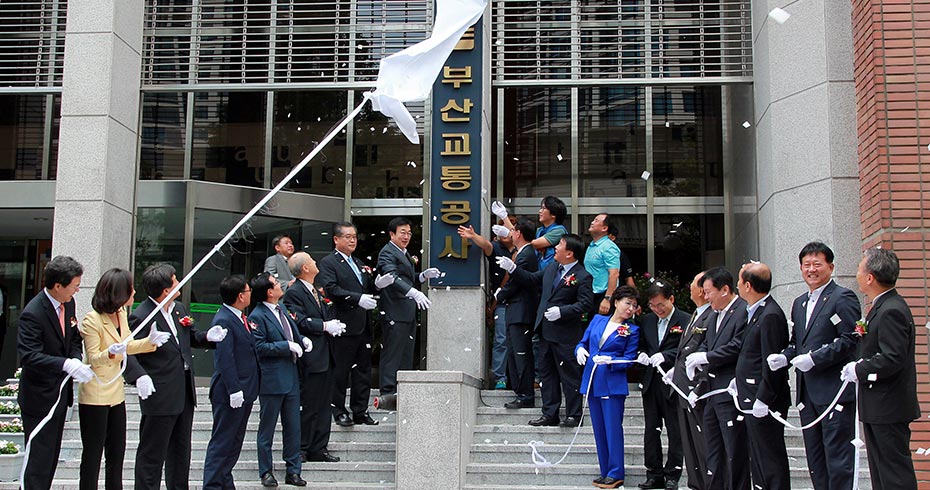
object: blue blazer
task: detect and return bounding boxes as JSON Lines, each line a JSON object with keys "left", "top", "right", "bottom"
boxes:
{"left": 576, "top": 314, "right": 640, "bottom": 397}
{"left": 209, "top": 305, "right": 260, "bottom": 403}
{"left": 249, "top": 303, "right": 307, "bottom": 395}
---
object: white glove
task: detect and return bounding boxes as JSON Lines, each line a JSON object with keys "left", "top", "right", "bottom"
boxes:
{"left": 752, "top": 399, "right": 769, "bottom": 418}
{"left": 491, "top": 225, "right": 511, "bottom": 238}
{"left": 636, "top": 352, "right": 651, "bottom": 365}
{"left": 229, "top": 390, "right": 244, "bottom": 409}
{"left": 374, "top": 273, "right": 395, "bottom": 290}
{"left": 543, "top": 306, "right": 561, "bottom": 321}
{"left": 207, "top": 325, "right": 228, "bottom": 342}
{"left": 686, "top": 391, "right": 698, "bottom": 407}
{"left": 358, "top": 294, "right": 378, "bottom": 310}
{"left": 592, "top": 355, "right": 612, "bottom": 365}
{"left": 685, "top": 352, "right": 708, "bottom": 380}
{"left": 649, "top": 352, "right": 665, "bottom": 367}
{"left": 63, "top": 358, "right": 94, "bottom": 383}
{"left": 405, "top": 288, "right": 432, "bottom": 310}
{"left": 766, "top": 353, "right": 788, "bottom": 371}
{"left": 491, "top": 201, "right": 509, "bottom": 220}
{"left": 136, "top": 375, "right": 155, "bottom": 400}
{"left": 726, "top": 377, "right": 738, "bottom": 396}
{"left": 840, "top": 361, "right": 858, "bottom": 383}
{"left": 287, "top": 341, "right": 304, "bottom": 358}
{"left": 107, "top": 342, "right": 127, "bottom": 356}
{"left": 790, "top": 353, "right": 815, "bottom": 372}
{"left": 302, "top": 337, "right": 313, "bottom": 352}
{"left": 495, "top": 256, "right": 516, "bottom": 273}
{"left": 576, "top": 347, "right": 589, "bottom": 366}
{"left": 419, "top": 267, "right": 441, "bottom": 282}
{"left": 323, "top": 319, "right": 346, "bottom": 336}
{"left": 147, "top": 326, "right": 172, "bottom": 347}
{"left": 661, "top": 367, "right": 675, "bottom": 385}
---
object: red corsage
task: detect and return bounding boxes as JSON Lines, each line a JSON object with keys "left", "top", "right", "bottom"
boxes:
{"left": 563, "top": 274, "right": 577, "bottom": 287}
{"left": 318, "top": 288, "right": 333, "bottom": 306}
{"left": 361, "top": 265, "right": 373, "bottom": 275}
{"left": 854, "top": 319, "right": 868, "bottom": 337}
{"left": 70, "top": 317, "right": 78, "bottom": 328}
{"left": 410, "top": 255, "right": 419, "bottom": 265}
{"left": 669, "top": 325, "right": 683, "bottom": 334}
{"left": 616, "top": 324, "right": 631, "bottom": 337}
{"left": 249, "top": 321, "right": 258, "bottom": 330}
{"left": 288, "top": 311, "right": 297, "bottom": 321}
{"left": 179, "top": 316, "right": 194, "bottom": 327}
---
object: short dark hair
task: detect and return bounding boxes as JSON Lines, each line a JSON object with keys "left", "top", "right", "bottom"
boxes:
{"left": 142, "top": 263, "right": 176, "bottom": 298}
{"left": 610, "top": 285, "right": 639, "bottom": 304}
{"left": 607, "top": 223, "right": 619, "bottom": 238}
{"left": 561, "top": 233, "right": 586, "bottom": 262}
{"left": 740, "top": 265, "right": 772, "bottom": 294}
{"left": 333, "top": 221, "right": 356, "bottom": 236}
{"left": 220, "top": 275, "right": 248, "bottom": 306}
{"left": 387, "top": 217, "right": 412, "bottom": 234}
{"left": 249, "top": 272, "right": 276, "bottom": 307}
{"left": 540, "top": 196, "right": 567, "bottom": 225}
{"left": 514, "top": 218, "right": 535, "bottom": 243}
{"left": 272, "top": 234, "right": 292, "bottom": 248}
{"left": 44, "top": 255, "right": 83, "bottom": 290}
{"left": 799, "top": 241, "right": 835, "bottom": 264}
{"left": 863, "top": 248, "right": 899, "bottom": 287}
{"left": 701, "top": 266, "right": 734, "bottom": 293}
{"left": 92, "top": 268, "right": 134, "bottom": 314}
{"left": 646, "top": 278, "right": 674, "bottom": 300}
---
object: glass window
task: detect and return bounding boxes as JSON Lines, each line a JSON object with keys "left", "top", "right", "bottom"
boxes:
{"left": 352, "top": 93, "right": 424, "bottom": 198}
{"left": 140, "top": 92, "right": 187, "bottom": 180}
{"left": 581, "top": 213, "right": 646, "bottom": 279}
{"left": 48, "top": 95, "right": 61, "bottom": 180}
{"left": 191, "top": 92, "right": 266, "bottom": 188}
{"left": 502, "top": 87, "right": 572, "bottom": 198}
{"left": 653, "top": 214, "right": 725, "bottom": 282}
{"left": 578, "top": 87, "right": 646, "bottom": 197}
{"left": 652, "top": 86, "right": 723, "bottom": 197}
{"left": 134, "top": 207, "right": 186, "bottom": 301}
{"left": 0, "top": 94, "right": 46, "bottom": 180}
{"left": 272, "top": 91, "right": 347, "bottom": 197}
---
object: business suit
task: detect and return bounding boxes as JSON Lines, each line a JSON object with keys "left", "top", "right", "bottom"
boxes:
{"left": 854, "top": 289, "right": 919, "bottom": 490}
{"left": 203, "top": 305, "right": 261, "bottom": 490}
{"left": 511, "top": 261, "right": 594, "bottom": 421}
{"left": 638, "top": 307, "right": 689, "bottom": 485}
{"left": 576, "top": 315, "right": 639, "bottom": 481}
{"left": 316, "top": 250, "right": 374, "bottom": 419}
{"left": 498, "top": 244, "right": 539, "bottom": 403}
{"left": 699, "top": 296, "right": 750, "bottom": 490}
{"left": 78, "top": 309, "right": 156, "bottom": 490}
{"left": 265, "top": 254, "right": 295, "bottom": 292}
{"left": 671, "top": 306, "right": 713, "bottom": 490}
{"left": 127, "top": 299, "right": 214, "bottom": 490}
{"left": 17, "top": 290, "right": 83, "bottom": 490}
{"left": 251, "top": 302, "right": 305, "bottom": 479}
{"left": 784, "top": 280, "right": 860, "bottom": 490}
{"left": 376, "top": 242, "right": 425, "bottom": 395}
{"left": 737, "top": 297, "right": 790, "bottom": 490}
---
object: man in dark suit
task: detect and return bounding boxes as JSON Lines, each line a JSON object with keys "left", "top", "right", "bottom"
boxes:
{"left": 767, "top": 242, "right": 860, "bottom": 490}
{"left": 841, "top": 248, "right": 919, "bottom": 490}
{"left": 316, "top": 222, "right": 379, "bottom": 427}
{"left": 499, "top": 233, "right": 594, "bottom": 428}
{"left": 635, "top": 280, "right": 689, "bottom": 490}
{"left": 284, "top": 251, "right": 347, "bottom": 462}
{"left": 735, "top": 263, "right": 790, "bottom": 490}
{"left": 203, "top": 275, "right": 261, "bottom": 490}
{"left": 264, "top": 234, "right": 296, "bottom": 293}
{"left": 18, "top": 255, "right": 93, "bottom": 490}
{"left": 127, "top": 263, "right": 226, "bottom": 490}
{"left": 684, "top": 266, "right": 749, "bottom": 490}
{"left": 250, "top": 272, "right": 311, "bottom": 487}
{"left": 669, "top": 271, "right": 713, "bottom": 490}
{"left": 376, "top": 217, "right": 439, "bottom": 396}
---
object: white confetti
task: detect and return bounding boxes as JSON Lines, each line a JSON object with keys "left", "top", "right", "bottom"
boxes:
{"left": 557, "top": 154, "right": 563, "bottom": 161}
{"left": 746, "top": 378, "right": 756, "bottom": 385}
{"left": 851, "top": 437, "right": 864, "bottom": 448}
{"left": 831, "top": 314, "right": 841, "bottom": 325}
{"left": 867, "top": 373, "right": 877, "bottom": 382}
{"left": 768, "top": 7, "right": 790, "bottom": 24}
{"left": 917, "top": 448, "right": 927, "bottom": 455}
{"left": 902, "top": 226, "right": 910, "bottom": 232}
{"left": 665, "top": 121, "right": 670, "bottom": 128}
{"left": 641, "top": 170, "right": 651, "bottom": 180}
{"left": 797, "top": 402, "right": 805, "bottom": 411}
{"left": 419, "top": 179, "right": 425, "bottom": 186}
{"left": 742, "top": 121, "right": 752, "bottom": 129}
{"left": 402, "top": 419, "right": 408, "bottom": 424}
{"left": 736, "top": 415, "right": 744, "bottom": 422}
{"left": 464, "top": 347, "right": 472, "bottom": 352}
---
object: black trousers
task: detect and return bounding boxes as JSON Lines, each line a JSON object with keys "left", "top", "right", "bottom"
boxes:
{"left": 379, "top": 320, "right": 415, "bottom": 396}
{"left": 537, "top": 338, "right": 582, "bottom": 420}
{"left": 506, "top": 322, "right": 535, "bottom": 402}
{"left": 746, "top": 413, "right": 789, "bottom": 490}
{"left": 799, "top": 390, "right": 856, "bottom": 490}
{"left": 79, "top": 402, "right": 127, "bottom": 490}
{"left": 134, "top": 377, "right": 196, "bottom": 490}
{"left": 330, "top": 334, "right": 372, "bottom": 417}
{"left": 21, "top": 400, "right": 68, "bottom": 490}
{"left": 677, "top": 401, "right": 707, "bottom": 489}
{"left": 702, "top": 396, "right": 750, "bottom": 490}
{"left": 863, "top": 422, "right": 917, "bottom": 490}
{"left": 642, "top": 380, "right": 683, "bottom": 482}
{"left": 302, "top": 368, "right": 334, "bottom": 456}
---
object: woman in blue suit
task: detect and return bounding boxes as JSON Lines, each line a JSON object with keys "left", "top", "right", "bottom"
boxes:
{"left": 575, "top": 286, "right": 641, "bottom": 489}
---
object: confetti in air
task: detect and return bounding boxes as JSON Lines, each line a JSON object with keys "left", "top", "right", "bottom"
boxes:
{"left": 742, "top": 121, "right": 752, "bottom": 129}
{"left": 768, "top": 7, "right": 790, "bottom": 24}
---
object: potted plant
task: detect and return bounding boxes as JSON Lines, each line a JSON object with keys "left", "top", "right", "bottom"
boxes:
{"left": 0, "top": 402, "right": 19, "bottom": 422}
{"left": 0, "top": 440, "right": 22, "bottom": 482}
{"left": 0, "top": 419, "right": 23, "bottom": 447}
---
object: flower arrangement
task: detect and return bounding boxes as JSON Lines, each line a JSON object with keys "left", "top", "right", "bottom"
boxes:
{"left": 0, "top": 441, "right": 20, "bottom": 455}
{"left": 669, "top": 325, "right": 683, "bottom": 335}
{"left": 0, "top": 419, "right": 22, "bottom": 433}
{"left": 0, "top": 385, "right": 17, "bottom": 397}
{"left": 13, "top": 368, "right": 20, "bottom": 380}
{"left": 855, "top": 319, "right": 868, "bottom": 337}
{"left": 616, "top": 324, "right": 631, "bottom": 337}
{"left": 178, "top": 316, "right": 194, "bottom": 327}
{"left": 0, "top": 402, "right": 19, "bottom": 415}
{"left": 563, "top": 274, "right": 577, "bottom": 287}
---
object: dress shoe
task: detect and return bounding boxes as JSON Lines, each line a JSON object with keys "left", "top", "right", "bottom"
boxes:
{"left": 595, "top": 477, "right": 624, "bottom": 489}
{"left": 527, "top": 416, "right": 559, "bottom": 427}
{"left": 354, "top": 413, "right": 379, "bottom": 425}
{"left": 335, "top": 413, "right": 355, "bottom": 427}
{"left": 593, "top": 476, "right": 608, "bottom": 485}
{"left": 306, "top": 451, "right": 340, "bottom": 463}
{"left": 664, "top": 480, "right": 679, "bottom": 490}
{"left": 559, "top": 416, "right": 582, "bottom": 427}
{"left": 261, "top": 471, "right": 278, "bottom": 488}
{"left": 638, "top": 476, "right": 665, "bottom": 489}
{"left": 284, "top": 473, "right": 307, "bottom": 486}
{"left": 504, "top": 398, "right": 535, "bottom": 409}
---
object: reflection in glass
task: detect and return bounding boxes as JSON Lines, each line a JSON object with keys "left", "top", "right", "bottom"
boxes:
{"left": 0, "top": 94, "right": 45, "bottom": 180}
{"left": 652, "top": 86, "right": 723, "bottom": 197}
{"left": 272, "top": 91, "right": 347, "bottom": 197}
{"left": 134, "top": 207, "right": 186, "bottom": 302}
{"left": 48, "top": 95, "right": 61, "bottom": 180}
{"left": 579, "top": 87, "right": 646, "bottom": 197}
{"left": 502, "top": 87, "right": 572, "bottom": 198}
{"left": 352, "top": 93, "right": 424, "bottom": 198}
{"left": 654, "top": 214, "right": 725, "bottom": 280}
{"left": 191, "top": 92, "right": 266, "bottom": 187}
{"left": 140, "top": 92, "right": 187, "bottom": 180}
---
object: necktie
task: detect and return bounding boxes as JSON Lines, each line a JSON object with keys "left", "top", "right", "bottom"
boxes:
{"left": 310, "top": 287, "right": 321, "bottom": 307}
{"left": 57, "top": 304, "right": 65, "bottom": 337}
{"left": 346, "top": 257, "right": 363, "bottom": 284}
{"left": 553, "top": 265, "right": 565, "bottom": 290}
{"left": 684, "top": 310, "right": 698, "bottom": 335}
{"left": 276, "top": 306, "right": 297, "bottom": 362}
{"left": 805, "top": 290, "right": 816, "bottom": 327}
{"left": 242, "top": 313, "right": 250, "bottom": 332}
{"left": 658, "top": 317, "right": 669, "bottom": 343}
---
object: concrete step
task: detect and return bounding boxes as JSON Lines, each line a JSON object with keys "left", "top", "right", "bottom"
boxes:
{"left": 470, "top": 424, "right": 812, "bottom": 447}
{"left": 59, "top": 440, "right": 396, "bottom": 463}
{"left": 0, "top": 481, "right": 393, "bottom": 490}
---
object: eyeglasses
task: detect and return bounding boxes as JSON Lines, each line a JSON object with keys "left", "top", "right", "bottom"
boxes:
{"left": 337, "top": 234, "right": 358, "bottom": 240}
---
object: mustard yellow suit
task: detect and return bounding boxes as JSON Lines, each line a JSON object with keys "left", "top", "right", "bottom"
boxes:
{"left": 79, "top": 309, "right": 155, "bottom": 405}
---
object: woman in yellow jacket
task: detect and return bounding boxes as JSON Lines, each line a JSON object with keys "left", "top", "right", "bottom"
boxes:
{"left": 78, "top": 268, "right": 171, "bottom": 490}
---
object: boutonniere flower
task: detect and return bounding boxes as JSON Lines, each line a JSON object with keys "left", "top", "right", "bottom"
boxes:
{"left": 70, "top": 317, "right": 77, "bottom": 328}
{"left": 179, "top": 316, "right": 194, "bottom": 328}
{"left": 249, "top": 321, "right": 258, "bottom": 330}
{"left": 692, "top": 326, "right": 707, "bottom": 335}
{"left": 669, "top": 325, "right": 683, "bottom": 334}
{"left": 616, "top": 324, "right": 631, "bottom": 337}
{"left": 410, "top": 255, "right": 419, "bottom": 265}
{"left": 317, "top": 288, "right": 333, "bottom": 306}
{"left": 288, "top": 311, "right": 297, "bottom": 320}
{"left": 361, "top": 265, "right": 373, "bottom": 275}
{"left": 855, "top": 319, "right": 868, "bottom": 337}
{"left": 563, "top": 274, "right": 577, "bottom": 287}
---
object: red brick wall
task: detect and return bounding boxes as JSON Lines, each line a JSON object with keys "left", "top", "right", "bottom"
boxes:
{"left": 853, "top": 0, "right": 930, "bottom": 484}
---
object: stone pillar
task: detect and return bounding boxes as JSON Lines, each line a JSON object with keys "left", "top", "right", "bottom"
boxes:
{"left": 52, "top": 0, "right": 143, "bottom": 313}
{"left": 751, "top": 0, "right": 862, "bottom": 306}
{"left": 395, "top": 371, "right": 480, "bottom": 488}
{"left": 426, "top": 288, "right": 487, "bottom": 381}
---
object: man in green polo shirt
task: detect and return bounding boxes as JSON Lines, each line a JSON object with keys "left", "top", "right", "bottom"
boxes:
{"left": 585, "top": 213, "right": 621, "bottom": 319}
